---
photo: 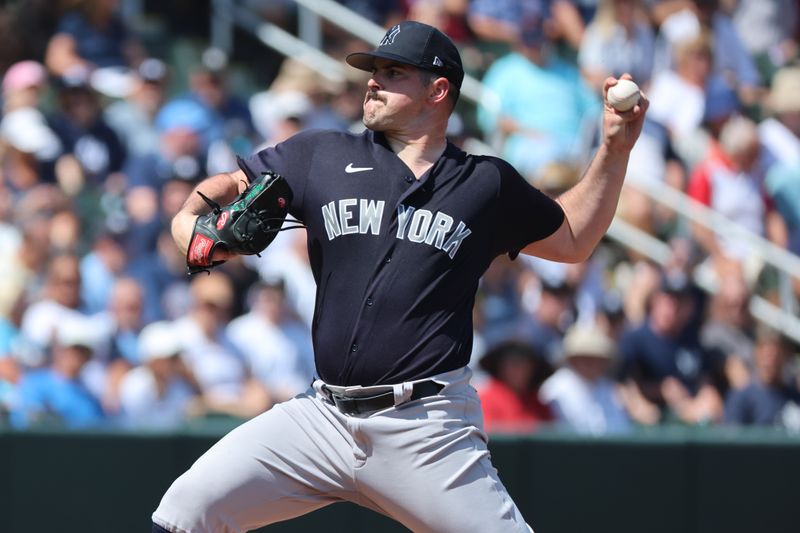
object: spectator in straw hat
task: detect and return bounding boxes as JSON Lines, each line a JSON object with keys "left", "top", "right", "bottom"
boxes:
{"left": 759, "top": 67, "right": 800, "bottom": 260}
{"left": 540, "top": 324, "right": 631, "bottom": 435}
{"left": 759, "top": 66, "right": 800, "bottom": 169}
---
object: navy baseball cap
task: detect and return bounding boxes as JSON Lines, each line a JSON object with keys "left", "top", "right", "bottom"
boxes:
{"left": 346, "top": 21, "right": 464, "bottom": 90}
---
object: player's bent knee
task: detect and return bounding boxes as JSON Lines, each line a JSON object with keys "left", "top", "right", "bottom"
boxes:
{"left": 153, "top": 469, "right": 234, "bottom": 533}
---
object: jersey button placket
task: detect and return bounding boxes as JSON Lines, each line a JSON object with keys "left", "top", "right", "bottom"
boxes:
{"left": 366, "top": 297, "right": 374, "bottom": 307}
{"left": 350, "top": 343, "right": 358, "bottom": 353}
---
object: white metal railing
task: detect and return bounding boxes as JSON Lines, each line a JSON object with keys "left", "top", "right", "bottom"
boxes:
{"left": 607, "top": 219, "right": 800, "bottom": 344}
{"left": 625, "top": 178, "right": 800, "bottom": 282}
{"left": 227, "top": 2, "right": 347, "bottom": 84}
{"left": 624, "top": 176, "right": 800, "bottom": 319}
{"left": 607, "top": 218, "right": 672, "bottom": 263}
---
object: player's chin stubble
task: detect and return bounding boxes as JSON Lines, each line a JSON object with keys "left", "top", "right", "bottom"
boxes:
{"left": 362, "top": 92, "right": 386, "bottom": 129}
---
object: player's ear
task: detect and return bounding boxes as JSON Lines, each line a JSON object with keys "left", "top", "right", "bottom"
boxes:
{"left": 428, "top": 77, "right": 450, "bottom": 105}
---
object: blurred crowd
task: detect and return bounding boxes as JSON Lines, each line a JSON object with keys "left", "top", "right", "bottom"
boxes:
{"left": 1, "top": 0, "right": 800, "bottom": 435}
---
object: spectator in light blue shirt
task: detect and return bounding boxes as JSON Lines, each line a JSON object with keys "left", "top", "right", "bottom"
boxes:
{"left": 0, "top": 319, "right": 21, "bottom": 420}
{"left": 478, "top": 16, "right": 601, "bottom": 181}
{"left": 765, "top": 164, "right": 800, "bottom": 255}
{"left": 10, "top": 325, "right": 104, "bottom": 429}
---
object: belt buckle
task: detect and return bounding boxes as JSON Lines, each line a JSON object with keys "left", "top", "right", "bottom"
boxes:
{"left": 320, "top": 385, "right": 339, "bottom": 407}
{"left": 321, "top": 381, "right": 443, "bottom": 415}
{"left": 320, "top": 385, "right": 361, "bottom": 414}
{"left": 331, "top": 389, "right": 394, "bottom": 415}
{"left": 330, "top": 395, "right": 351, "bottom": 413}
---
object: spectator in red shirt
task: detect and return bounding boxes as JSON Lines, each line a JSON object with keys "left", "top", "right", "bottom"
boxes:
{"left": 477, "top": 340, "right": 554, "bottom": 433}
{"left": 686, "top": 115, "right": 788, "bottom": 285}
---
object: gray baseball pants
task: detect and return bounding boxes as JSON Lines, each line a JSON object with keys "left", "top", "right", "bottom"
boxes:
{"left": 152, "top": 366, "right": 532, "bottom": 532}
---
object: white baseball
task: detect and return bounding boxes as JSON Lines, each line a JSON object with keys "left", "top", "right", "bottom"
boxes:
{"left": 607, "top": 79, "right": 640, "bottom": 112}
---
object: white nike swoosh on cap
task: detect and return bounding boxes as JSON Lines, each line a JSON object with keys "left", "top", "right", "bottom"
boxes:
{"left": 345, "top": 163, "right": 374, "bottom": 173}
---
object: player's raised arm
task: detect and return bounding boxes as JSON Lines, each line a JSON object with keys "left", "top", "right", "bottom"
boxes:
{"left": 522, "top": 75, "right": 649, "bottom": 263}
{"left": 170, "top": 169, "right": 249, "bottom": 256}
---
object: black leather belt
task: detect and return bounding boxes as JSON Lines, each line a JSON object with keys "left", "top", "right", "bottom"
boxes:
{"left": 322, "top": 380, "right": 444, "bottom": 415}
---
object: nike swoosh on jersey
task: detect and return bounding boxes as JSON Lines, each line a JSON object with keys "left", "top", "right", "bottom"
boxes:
{"left": 345, "top": 163, "right": 374, "bottom": 173}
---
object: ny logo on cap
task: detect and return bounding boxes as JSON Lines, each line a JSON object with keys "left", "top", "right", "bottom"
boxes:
{"left": 380, "top": 25, "right": 401, "bottom": 46}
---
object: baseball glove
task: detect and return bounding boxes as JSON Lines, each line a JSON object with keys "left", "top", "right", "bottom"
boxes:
{"left": 185, "top": 169, "right": 294, "bottom": 275}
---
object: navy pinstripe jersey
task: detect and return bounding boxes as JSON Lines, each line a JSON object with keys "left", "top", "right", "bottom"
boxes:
{"left": 240, "top": 128, "right": 564, "bottom": 386}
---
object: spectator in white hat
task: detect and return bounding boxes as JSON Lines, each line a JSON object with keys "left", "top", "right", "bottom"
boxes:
{"left": 0, "top": 106, "right": 63, "bottom": 195}
{"left": 118, "top": 321, "right": 199, "bottom": 429}
{"left": 540, "top": 324, "right": 631, "bottom": 435}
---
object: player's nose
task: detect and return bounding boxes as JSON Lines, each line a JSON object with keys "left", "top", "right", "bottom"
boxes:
{"left": 367, "top": 76, "right": 381, "bottom": 91}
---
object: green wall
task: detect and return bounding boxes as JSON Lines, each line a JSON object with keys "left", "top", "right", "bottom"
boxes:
{"left": 1, "top": 426, "right": 798, "bottom": 533}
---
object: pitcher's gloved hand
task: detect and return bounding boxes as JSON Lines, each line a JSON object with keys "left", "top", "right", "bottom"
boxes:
{"left": 185, "top": 170, "right": 292, "bottom": 275}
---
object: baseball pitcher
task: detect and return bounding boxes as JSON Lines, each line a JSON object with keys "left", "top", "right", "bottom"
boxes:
{"left": 153, "top": 20, "right": 648, "bottom": 533}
